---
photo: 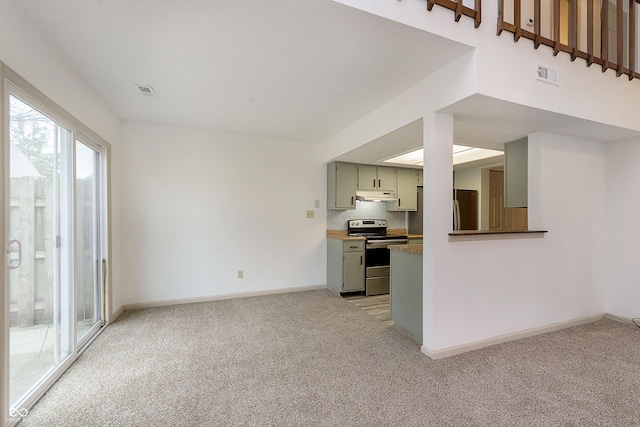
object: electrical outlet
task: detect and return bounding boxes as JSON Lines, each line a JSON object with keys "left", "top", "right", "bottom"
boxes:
{"left": 237, "top": 270, "right": 243, "bottom": 279}
{"left": 306, "top": 210, "right": 315, "bottom": 219}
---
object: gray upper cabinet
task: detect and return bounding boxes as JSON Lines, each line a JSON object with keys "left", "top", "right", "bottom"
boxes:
{"left": 504, "top": 137, "right": 528, "bottom": 208}
{"left": 327, "top": 162, "right": 357, "bottom": 210}
{"left": 417, "top": 169, "right": 424, "bottom": 186}
{"left": 387, "top": 168, "right": 418, "bottom": 211}
{"left": 357, "top": 165, "right": 396, "bottom": 191}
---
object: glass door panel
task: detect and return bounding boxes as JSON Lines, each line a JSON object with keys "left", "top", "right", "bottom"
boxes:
{"left": 8, "top": 94, "right": 72, "bottom": 408}
{"left": 75, "top": 140, "right": 102, "bottom": 343}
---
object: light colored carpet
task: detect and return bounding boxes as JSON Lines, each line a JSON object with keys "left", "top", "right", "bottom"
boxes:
{"left": 20, "top": 289, "right": 640, "bottom": 426}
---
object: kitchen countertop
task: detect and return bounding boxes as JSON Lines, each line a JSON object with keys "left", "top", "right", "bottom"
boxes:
{"left": 449, "top": 230, "right": 547, "bottom": 242}
{"left": 449, "top": 229, "right": 547, "bottom": 237}
{"left": 407, "top": 234, "right": 423, "bottom": 239}
{"left": 326, "top": 230, "right": 364, "bottom": 240}
{"left": 387, "top": 229, "right": 408, "bottom": 236}
{"left": 326, "top": 229, "right": 410, "bottom": 240}
{"left": 389, "top": 244, "right": 423, "bottom": 255}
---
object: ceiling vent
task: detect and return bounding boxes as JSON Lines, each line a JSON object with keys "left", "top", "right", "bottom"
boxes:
{"left": 135, "top": 85, "right": 157, "bottom": 98}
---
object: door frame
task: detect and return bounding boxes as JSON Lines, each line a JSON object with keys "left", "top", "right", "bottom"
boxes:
{"left": 1, "top": 62, "right": 113, "bottom": 427}
{"left": 74, "top": 133, "right": 108, "bottom": 350}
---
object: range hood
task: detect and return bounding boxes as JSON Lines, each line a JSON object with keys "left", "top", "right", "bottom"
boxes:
{"left": 355, "top": 190, "right": 398, "bottom": 202}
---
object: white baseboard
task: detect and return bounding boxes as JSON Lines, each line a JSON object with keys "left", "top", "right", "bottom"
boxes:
{"left": 110, "top": 305, "right": 124, "bottom": 322}
{"left": 603, "top": 313, "right": 640, "bottom": 327}
{"left": 121, "top": 284, "right": 327, "bottom": 311}
{"left": 421, "top": 313, "right": 605, "bottom": 360}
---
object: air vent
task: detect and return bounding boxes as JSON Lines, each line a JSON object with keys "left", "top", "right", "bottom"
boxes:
{"left": 536, "top": 66, "right": 559, "bottom": 86}
{"left": 135, "top": 85, "right": 157, "bottom": 97}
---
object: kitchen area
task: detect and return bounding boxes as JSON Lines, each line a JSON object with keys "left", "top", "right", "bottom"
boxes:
{"left": 325, "top": 119, "right": 526, "bottom": 344}
{"left": 325, "top": 161, "right": 426, "bottom": 343}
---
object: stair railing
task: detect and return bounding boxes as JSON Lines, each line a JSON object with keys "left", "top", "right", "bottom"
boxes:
{"left": 498, "top": 0, "right": 640, "bottom": 81}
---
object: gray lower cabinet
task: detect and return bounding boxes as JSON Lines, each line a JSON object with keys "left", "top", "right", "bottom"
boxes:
{"left": 327, "top": 239, "right": 365, "bottom": 294}
{"left": 390, "top": 249, "right": 423, "bottom": 344}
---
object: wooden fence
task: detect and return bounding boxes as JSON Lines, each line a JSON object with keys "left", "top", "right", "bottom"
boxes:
{"left": 9, "top": 177, "right": 53, "bottom": 327}
{"left": 9, "top": 176, "right": 97, "bottom": 328}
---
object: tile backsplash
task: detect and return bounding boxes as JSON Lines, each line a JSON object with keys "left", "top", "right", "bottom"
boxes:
{"left": 327, "top": 201, "right": 406, "bottom": 230}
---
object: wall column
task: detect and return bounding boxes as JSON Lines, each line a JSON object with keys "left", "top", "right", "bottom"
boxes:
{"left": 422, "top": 112, "right": 454, "bottom": 353}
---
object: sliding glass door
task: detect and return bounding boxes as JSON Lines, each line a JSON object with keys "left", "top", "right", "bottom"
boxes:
{"left": 75, "top": 139, "right": 103, "bottom": 345}
{"left": 5, "top": 84, "right": 107, "bottom": 422}
{"left": 8, "top": 94, "right": 73, "bottom": 411}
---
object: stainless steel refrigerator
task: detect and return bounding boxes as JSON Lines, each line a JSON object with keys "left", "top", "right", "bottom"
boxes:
{"left": 452, "top": 189, "right": 478, "bottom": 231}
{"left": 408, "top": 187, "right": 478, "bottom": 233}
{"left": 408, "top": 186, "right": 423, "bottom": 234}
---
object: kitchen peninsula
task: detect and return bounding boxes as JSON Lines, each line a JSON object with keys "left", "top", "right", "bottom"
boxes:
{"left": 389, "top": 244, "right": 423, "bottom": 344}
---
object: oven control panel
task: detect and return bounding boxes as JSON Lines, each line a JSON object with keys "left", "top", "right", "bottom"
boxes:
{"left": 349, "top": 219, "right": 387, "bottom": 228}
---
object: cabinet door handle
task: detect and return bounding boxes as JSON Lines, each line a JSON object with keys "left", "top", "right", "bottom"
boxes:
{"left": 378, "top": 179, "right": 381, "bottom": 188}
{"left": 398, "top": 198, "right": 401, "bottom": 207}
{"left": 373, "top": 179, "right": 376, "bottom": 188}
{"left": 351, "top": 196, "right": 354, "bottom": 205}
{"left": 360, "top": 255, "right": 363, "bottom": 265}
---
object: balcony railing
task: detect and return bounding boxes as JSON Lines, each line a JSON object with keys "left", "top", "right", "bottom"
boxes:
{"left": 425, "top": 0, "right": 483, "bottom": 27}
{"left": 498, "top": 0, "right": 640, "bottom": 81}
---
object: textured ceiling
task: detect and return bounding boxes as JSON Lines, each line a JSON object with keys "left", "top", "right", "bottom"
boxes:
{"left": 442, "top": 94, "right": 640, "bottom": 150}
{"left": 335, "top": 118, "right": 424, "bottom": 166}
{"left": 13, "top": 0, "right": 471, "bottom": 143}
{"left": 333, "top": 94, "right": 640, "bottom": 169}
{"left": 14, "top": 1, "right": 639, "bottom": 163}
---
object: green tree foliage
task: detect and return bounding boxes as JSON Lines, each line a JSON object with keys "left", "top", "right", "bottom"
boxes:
{"left": 10, "top": 95, "right": 55, "bottom": 178}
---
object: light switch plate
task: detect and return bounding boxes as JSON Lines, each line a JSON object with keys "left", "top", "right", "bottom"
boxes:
{"left": 306, "top": 210, "right": 315, "bottom": 219}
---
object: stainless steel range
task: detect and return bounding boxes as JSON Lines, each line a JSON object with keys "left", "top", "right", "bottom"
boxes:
{"left": 348, "top": 219, "right": 408, "bottom": 296}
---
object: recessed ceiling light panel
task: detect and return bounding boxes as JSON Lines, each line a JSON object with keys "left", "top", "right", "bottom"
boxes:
{"left": 383, "top": 149, "right": 424, "bottom": 166}
{"left": 383, "top": 145, "right": 503, "bottom": 167}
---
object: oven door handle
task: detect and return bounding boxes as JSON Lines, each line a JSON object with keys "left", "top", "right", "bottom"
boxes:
{"left": 366, "top": 239, "right": 408, "bottom": 248}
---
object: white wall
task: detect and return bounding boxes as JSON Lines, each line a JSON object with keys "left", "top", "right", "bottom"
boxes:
{"left": 326, "top": 73, "right": 609, "bottom": 352}
{"left": 428, "top": 131, "right": 606, "bottom": 351}
{"left": 335, "top": 0, "right": 640, "bottom": 133}
{"left": 331, "top": 0, "right": 627, "bottom": 355}
{"left": 0, "top": 2, "right": 122, "bottom": 422}
{"left": 0, "top": 1, "right": 123, "bottom": 310}
{"left": 324, "top": 49, "right": 477, "bottom": 163}
{"left": 604, "top": 138, "right": 640, "bottom": 319}
{"left": 120, "top": 122, "right": 327, "bottom": 305}
{"left": 0, "top": 0, "right": 120, "bottom": 145}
